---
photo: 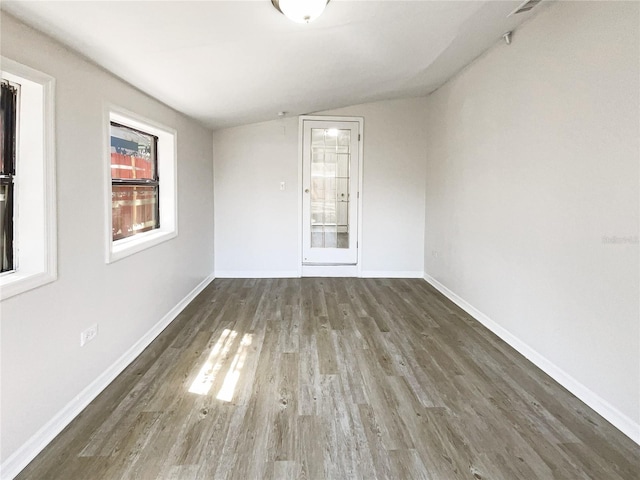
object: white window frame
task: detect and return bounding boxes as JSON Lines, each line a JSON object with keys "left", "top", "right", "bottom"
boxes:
{"left": 104, "top": 105, "right": 178, "bottom": 263}
{"left": 0, "top": 57, "right": 57, "bottom": 301}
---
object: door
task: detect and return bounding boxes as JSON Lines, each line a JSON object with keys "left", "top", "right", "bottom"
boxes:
{"left": 302, "top": 119, "right": 360, "bottom": 265}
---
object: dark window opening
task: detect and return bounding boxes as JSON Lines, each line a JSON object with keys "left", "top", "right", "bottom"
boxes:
{"left": 0, "top": 81, "right": 17, "bottom": 273}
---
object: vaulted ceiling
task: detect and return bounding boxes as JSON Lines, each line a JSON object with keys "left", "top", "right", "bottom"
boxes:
{"left": 2, "top": 1, "right": 546, "bottom": 129}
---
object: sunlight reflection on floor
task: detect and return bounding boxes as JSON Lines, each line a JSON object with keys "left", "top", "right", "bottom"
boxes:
{"left": 188, "top": 328, "right": 253, "bottom": 402}
{"left": 217, "top": 333, "right": 252, "bottom": 402}
{"left": 188, "top": 328, "right": 236, "bottom": 395}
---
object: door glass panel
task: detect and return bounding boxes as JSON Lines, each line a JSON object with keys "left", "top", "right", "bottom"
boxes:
{"left": 310, "top": 128, "right": 350, "bottom": 249}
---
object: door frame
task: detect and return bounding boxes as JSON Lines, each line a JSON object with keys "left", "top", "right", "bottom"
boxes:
{"left": 297, "top": 115, "right": 364, "bottom": 277}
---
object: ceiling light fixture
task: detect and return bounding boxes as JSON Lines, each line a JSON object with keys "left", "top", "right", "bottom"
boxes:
{"left": 271, "top": 0, "right": 331, "bottom": 24}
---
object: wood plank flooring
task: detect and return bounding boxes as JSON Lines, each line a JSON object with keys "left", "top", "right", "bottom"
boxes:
{"left": 16, "top": 278, "right": 640, "bottom": 479}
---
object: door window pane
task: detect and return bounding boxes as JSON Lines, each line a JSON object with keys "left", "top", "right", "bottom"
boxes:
{"left": 310, "top": 128, "right": 350, "bottom": 249}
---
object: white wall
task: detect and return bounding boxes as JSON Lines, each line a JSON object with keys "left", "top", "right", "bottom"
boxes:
{"left": 423, "top": 0, "right": 639, "bottom": 436}
{"left": 214, "top": 97, "right": 427, "bottom": 277}
{"left": 323, "top": 100, "right": 427, "bottom": 276}
{"left": 0, "top": 12, "right": 215, "bottom": 467}
{"left": 214, "top": 117, "right": 299, "bottom": 276}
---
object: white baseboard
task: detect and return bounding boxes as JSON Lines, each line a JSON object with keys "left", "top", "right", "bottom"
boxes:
{"left": 423, "top": 273, "right": 640, "bottom": 446}
{"left": 302, "top": 265, "right": 358, "bottom": 277}
{"left": 214, "top": 270, "right": 425, "bottom": 279}
{"left": 361, "top": 270, "right": 424, "bottom": 278}
{"left": 214, "top": 270, "right": 299, "bottom": 278}
{"left": 0, "top": 273, "right": 216, "bottom": 480}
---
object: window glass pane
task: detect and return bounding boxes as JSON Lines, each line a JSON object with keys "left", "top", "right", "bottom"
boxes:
{"left": 110, "top": 123, "right": 156, "bottom": 180}
{"left": 1, "top": 82, "right": 17, "bottom": 175}
{"left": 112, "top": 185, "right": 158, "bottom": 241}
{"left": 0, "top": 81, "right": 16, "bottom": 272}
{"left": 0, "top": 182, "right": 13, "bottom": 272}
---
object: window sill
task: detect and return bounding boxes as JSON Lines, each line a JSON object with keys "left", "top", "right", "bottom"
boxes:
{"left": 108, "top": 228, "right": 177, "bottom": 264}
{"left": 0, "top": 270, "right": 57, "bottom": 301}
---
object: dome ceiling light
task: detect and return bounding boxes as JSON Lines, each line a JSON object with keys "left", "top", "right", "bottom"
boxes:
{"left": 271, "top": 0, "right": 331, "bottom": 24}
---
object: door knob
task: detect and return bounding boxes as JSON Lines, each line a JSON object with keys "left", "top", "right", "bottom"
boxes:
{"left": 305, "top": 189, "right": 310, "bottom": 193}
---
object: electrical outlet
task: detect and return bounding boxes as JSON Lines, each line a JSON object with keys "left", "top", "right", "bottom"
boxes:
{"left": 80, "top": 324, "right": 99, "bottom": 347}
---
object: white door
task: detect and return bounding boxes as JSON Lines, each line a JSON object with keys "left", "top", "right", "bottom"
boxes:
{"left": 302, "top": 119, "right": 360, "bottom": 265}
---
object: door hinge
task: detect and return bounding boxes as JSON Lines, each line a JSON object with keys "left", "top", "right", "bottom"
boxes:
{"left": 357, "top": 241, "right": 359, "bottom": 248}
{"left": 358, "top": 134, "right": 361, "bottom": 141}
{"left": 357, "top": 192, "right": 360, "bottom": 199}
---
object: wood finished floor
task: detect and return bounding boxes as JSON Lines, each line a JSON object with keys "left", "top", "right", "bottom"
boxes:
{"left": 17, "top": 278, "right": 640, "bottom": 480}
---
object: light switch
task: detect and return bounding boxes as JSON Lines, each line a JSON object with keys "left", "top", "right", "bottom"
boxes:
{"left": 280, "top": 181, "right": 286, "bottom": 191}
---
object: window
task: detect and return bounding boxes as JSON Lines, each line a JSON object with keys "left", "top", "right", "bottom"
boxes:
{"left": 106, "top": 107, "right": 177, "bottom": 263}
{"left": 0, "top": 57, "right": 56, "bottom": 301}
{"left": 110, "top": 122, "right": 159, "bottom": 241}
{"left": 1, "top": 80, "right": 17, "bottom": 273}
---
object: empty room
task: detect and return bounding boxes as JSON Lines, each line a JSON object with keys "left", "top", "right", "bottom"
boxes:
{"left": 1, "top": 0, "right": 638, "bottom": 479}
